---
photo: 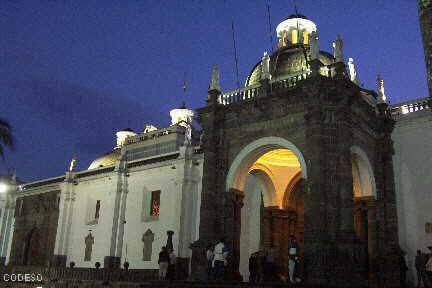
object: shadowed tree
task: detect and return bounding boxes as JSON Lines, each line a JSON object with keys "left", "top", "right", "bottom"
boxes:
{"left": 0, "top": 118, "right": 14, "bottom": 158}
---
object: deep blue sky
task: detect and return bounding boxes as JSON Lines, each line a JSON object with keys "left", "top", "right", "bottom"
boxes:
{"left": 0, "top": 1, "right": 428, "bottom": 182}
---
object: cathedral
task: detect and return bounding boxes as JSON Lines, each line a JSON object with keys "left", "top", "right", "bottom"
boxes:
{"left": 0, "top": 3, "right": 431, "bottom": 287}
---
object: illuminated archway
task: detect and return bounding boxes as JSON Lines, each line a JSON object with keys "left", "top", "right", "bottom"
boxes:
{"left": 351, "top": 146, "right": 376, "bottom": 199}
{"left": 228, "top": 137, "right": 306, "bottom": 280}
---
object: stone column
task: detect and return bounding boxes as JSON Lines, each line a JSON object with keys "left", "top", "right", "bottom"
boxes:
{"left": 105, "top": 154, "right": 127, "bottom": 270}
{"left": 191, "top": 87, "right": 225, "bottom": 280}
{"left": 53, "top": 172, "right": 76, "bottom": 267}
{"left": 0, "top": 189, "right": 16, "bottom": 265}
{"left": 222, "top": 189, "right": 243, "bottom": 281}
{"left": 375, "top": 110, "right": 400, "bottom": 287}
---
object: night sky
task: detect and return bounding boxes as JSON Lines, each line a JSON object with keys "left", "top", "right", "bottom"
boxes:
{"left": 0, "top": 1, "right": 428, "bottom": 182}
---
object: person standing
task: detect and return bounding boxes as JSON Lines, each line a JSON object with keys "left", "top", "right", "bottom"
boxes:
{"left": 399, "top": 249, "right": 408, "bottom": 288}
{"left": 213, "top": 238, "right": 227, "bottom": 280}
{"left": 249, "top": 252, "right": 259, "bottom": 283}
{"left": 415, "top": 250, "right": 426, "bottom": 288}
{"left": 288, "top": 236, "right": 298, "bottom": 283}
{"left": 206, "top": 244, "right": 214, "bottom": 281}
{"left": 158, "top": 246, "right": 170, "bottom": 280}
{"left": 265, "top": 245, "right": 278, "bottom": 281}
{"left": 168, "top": 248, "right": 176, "bottom": 281}
{"left": 426, "top": 248, "right": 432, "bottom": 288}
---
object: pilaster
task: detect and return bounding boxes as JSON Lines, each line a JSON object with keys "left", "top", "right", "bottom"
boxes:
{"left": 53, "top": 172, "right": 76, "bottom": 267}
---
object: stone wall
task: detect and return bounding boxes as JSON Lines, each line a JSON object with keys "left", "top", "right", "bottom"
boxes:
{"left": 9, "top": 190, "right": 60, "bottom": 266}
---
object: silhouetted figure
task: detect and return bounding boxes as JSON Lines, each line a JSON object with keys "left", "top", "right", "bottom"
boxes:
{"left": 249, "top": 252, "right": 259, "bottom": 283}
{"left": 213, "top": 238, "right": 228, "bottom": 280}
{"left": 158, "top": 246, "right": 170, "bottom": 280}
{"left": 206, "top": 244, "right": 214, "bottom": 280}
{"left": 415, "top": 250, "right": 426, "bottom": 288}
{"left": 399, "top": 249, "right": 408, "bottom": 288}
{"left": 167, "top": 248, "right": 176, "bottom": 281}
{"left": 288, "top": 236, "right": 299, "bottom": 283}
{"left": 426, "top": 247, "right": 432, "bottom": 288}
{"left": 264, "top": 245, "right": 278, "bottom": 281}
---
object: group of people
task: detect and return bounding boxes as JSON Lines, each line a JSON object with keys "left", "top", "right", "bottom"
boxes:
{"left": 414, "top": 246, "right": 432, "bottom": 288}
{"left": 249, "top": 237, "right": 301, "bottom": 283}
{"left": 206, "top": 238, "right": 230, "bottom": 281}
{"left": 157, "top": 246, "right": 176, "bottom": 280}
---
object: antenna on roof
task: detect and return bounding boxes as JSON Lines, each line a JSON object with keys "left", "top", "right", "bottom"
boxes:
{"left": 266, "top": 2, "right": 274, "bottom": 54}
{"left": 231, "top": 21, "right": 240, "bottom": 90}
{"left": 182, "top": 72, "right": 188, "bottom": 106}
{"left": 293, "top": 0, "right": 299, "bottom": 15}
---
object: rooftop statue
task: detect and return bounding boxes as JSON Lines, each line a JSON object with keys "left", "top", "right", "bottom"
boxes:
{"left": 261, "top": 52, "right": 271, "bottom": 80}
{"left": 210, "top": 64, "right": 220, "bottom": 91}
{"left": 69, "top": 155, "right": 77, "bottom": 172}
{"left": 310, "top": 31, "right": 319, "bottom": 60}
{"left": 333, "top": 34, "right": 344, "bottom": 63}
{"left": 376, "top": 74, "right": 387, "bottom": 103}
{"left": 348, "top": 58, "right": 360, "bottom": 85}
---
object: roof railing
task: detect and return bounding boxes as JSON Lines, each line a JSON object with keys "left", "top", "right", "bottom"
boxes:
{"left": 218, "top": 70, "right": 312, "bottom": 105}
{"left": 390, "top": 97, "right": 429, "bottom": 117}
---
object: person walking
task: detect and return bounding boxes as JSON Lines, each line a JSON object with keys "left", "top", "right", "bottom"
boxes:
{"left": 206, "top": 244, "right": 214, "bottom": 280}
{"left": 158, "top": 246, "right": 170, "bottom": 280}
{"left": 415, "top": 250, "right": 426, "bottom": 288}
{"left": 213, "top": 238, "right": 227, "bottom": 280}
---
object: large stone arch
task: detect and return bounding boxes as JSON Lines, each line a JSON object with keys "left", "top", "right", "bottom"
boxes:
{"left": 226, "top": 136, "right": 307, "bottom": 193}
{"left": 351, "top": 146, "right": 376, "bottom": 198}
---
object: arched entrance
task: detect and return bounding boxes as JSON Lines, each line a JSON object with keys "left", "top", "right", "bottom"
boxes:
{"left": 351, "top": 146, "right": 377, "bottom": 283}
{"left": 23, "top": 228, "right": 41, "bottom": 265}
{"left": 226, "top": 137, "right": 307, "bottom": 280}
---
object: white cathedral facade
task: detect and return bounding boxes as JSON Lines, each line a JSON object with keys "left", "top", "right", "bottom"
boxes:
{"left": 0, "top": 12, "right": 431, "bottom": 286}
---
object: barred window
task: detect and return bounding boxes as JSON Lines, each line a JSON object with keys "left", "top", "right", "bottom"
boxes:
{"left": 150, "top": 191, "right": 160, "bottom": 216}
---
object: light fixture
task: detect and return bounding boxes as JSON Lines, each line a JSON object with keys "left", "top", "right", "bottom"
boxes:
{"left": 0, "top": 183, "right": 8, "bottom": 193}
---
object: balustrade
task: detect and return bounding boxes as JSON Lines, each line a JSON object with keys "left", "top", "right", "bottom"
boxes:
{"left": 390, "top": 98, "right": 429, "bottom": 116}
{"left": 218, "top": 71, "right": 311, "bottom": 106}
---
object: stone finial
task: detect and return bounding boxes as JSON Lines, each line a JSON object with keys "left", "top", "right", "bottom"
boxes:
{"left": 376, "top": 74, "right": 388, "bottom": 104}
{"left": 348, "top": 58, "right": 360, "bottom": 85}
{"left": 209, "top": 64, "right": 220, "bottom": 91}
{"left": 261, "top": 52, "right": 271, "bottom": 80}
{"left": 333, "top": 34, "right": 344, "bottom": 63}
{"left": 310, "top": 31, "right": 319, "bottom": 60}
{"left": 69, "top": 155, "right": 77, "bottom": 172}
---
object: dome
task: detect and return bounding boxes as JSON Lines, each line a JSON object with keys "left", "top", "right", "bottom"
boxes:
{"left": 88, "top": 149, "right": 120, "bottom": 170}
{"left": 245, "top": 46, "right": 334, "bottom": 87}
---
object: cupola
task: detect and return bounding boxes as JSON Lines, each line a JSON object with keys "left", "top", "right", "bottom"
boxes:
{"left": 276, "top": 14, "right": 317, "bottom": 48}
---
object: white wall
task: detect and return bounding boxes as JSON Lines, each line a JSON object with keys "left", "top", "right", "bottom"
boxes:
{"left": 67, "top": 175, "right": 118, "bottom": 268}
{"left": 393, "top": 110, "right": 432, "bottom": 286}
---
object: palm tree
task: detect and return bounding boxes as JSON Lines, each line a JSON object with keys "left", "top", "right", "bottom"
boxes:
{"left": 0, "top": 118, "right": 14, "bottom": 158}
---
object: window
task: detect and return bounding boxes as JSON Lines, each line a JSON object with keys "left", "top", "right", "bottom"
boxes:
{"left": 150, "top": 191, "right": 160, "bottom": 216}
{"left": 95, "top": 200, "right": 101, "bottom": 219}
{"left": 291, "top": 29, "right": 298, "bottom": 44}
{"left": 85, "top": 198, "right": 101, "bottom": 225}
{"left": 142, "top": 188, "right": 161, "bottom": 222}
{"left": 303, "top": 31, "right": 309, "bottom": 44}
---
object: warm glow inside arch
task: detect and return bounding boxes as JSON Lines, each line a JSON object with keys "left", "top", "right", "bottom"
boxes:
{"left": 248, "top": 149, "right": 301, "bottom": 208}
